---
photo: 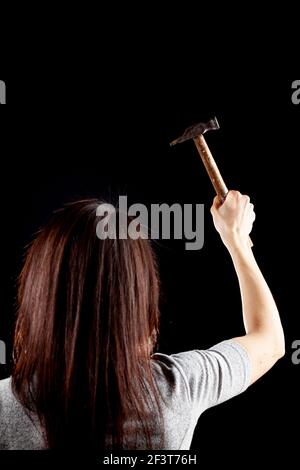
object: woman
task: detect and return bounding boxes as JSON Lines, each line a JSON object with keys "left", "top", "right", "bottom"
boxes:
{"left": 0, "top": 191, "right": 285, "bottom": 450}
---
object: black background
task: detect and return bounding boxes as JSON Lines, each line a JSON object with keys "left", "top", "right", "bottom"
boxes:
{"left": 0, "top": 64, "right": 299, "bottom": 464}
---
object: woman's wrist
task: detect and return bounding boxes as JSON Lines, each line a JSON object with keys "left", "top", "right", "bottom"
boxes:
{"left": 223, "top": 232, "right": 254, "bottom": 260}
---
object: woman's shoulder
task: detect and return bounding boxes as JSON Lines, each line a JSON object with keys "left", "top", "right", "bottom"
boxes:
{"left": 0, "top": 377, "right": 45, "bottom": 450}
{"left": 0, "top": 377, "right": 20, "bottom": 426}
{"left": 0, "top": 376, "right": 11, "bottom": 388}
{"left": 0, "top": 377, "right": 13, "bottom": 404}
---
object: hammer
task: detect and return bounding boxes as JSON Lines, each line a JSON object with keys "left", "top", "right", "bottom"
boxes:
{"left": 170, "top": 117, "right": 253, "bottom": 247}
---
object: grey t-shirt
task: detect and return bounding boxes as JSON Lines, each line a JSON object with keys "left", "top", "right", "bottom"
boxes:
{"left": 0, "top": 340, "right": 251, "bottom": 450}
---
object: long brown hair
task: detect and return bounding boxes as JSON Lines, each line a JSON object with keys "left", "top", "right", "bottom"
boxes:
{"left": 12, "top": 199, "right": 162, "bottom": 449}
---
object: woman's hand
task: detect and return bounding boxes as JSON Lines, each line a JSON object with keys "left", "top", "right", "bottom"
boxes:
{"left": 210, "top": 190, "right": 256, "bottom": 250}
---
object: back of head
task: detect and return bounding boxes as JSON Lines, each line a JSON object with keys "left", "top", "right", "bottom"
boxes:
{"left": 12, "top": 199, "right": 161, "bottom": 449}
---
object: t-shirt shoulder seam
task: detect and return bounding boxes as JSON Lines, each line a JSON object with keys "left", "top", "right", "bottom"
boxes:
{"left": 153, "top": 353, "right": 194, "bottom": 407}
{"left": 209, "top": 340, "right": 252, "bottom": 392}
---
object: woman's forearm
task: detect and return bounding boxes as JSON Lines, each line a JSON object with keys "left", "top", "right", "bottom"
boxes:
{"left": 229, "top": 238, "right": 284, "bottom": 345}
{"left": 227, "top": 237, "right": 285, "bottom": 382}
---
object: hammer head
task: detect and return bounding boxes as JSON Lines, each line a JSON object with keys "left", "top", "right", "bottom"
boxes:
{"left": 170, "top": 117, "right": 220, "bottom": 146}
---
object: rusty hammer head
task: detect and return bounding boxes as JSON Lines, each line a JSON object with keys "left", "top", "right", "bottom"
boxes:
{"left": 170, "top": 117, "right": 220, "bottom": 146}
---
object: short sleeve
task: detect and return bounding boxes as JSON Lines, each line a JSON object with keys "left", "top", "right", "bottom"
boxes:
{"left": 167, "top": 340, "right": 251, "bottom": 416}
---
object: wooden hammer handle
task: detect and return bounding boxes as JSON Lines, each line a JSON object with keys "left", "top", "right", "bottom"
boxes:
{"left": 194, "top": 134, "right": 228, "bottom": 201}
{"left": 193, "top": 134, "right": 253, "bottom": 248}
